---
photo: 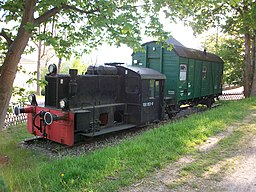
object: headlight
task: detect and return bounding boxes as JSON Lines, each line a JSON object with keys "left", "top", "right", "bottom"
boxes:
{"left": 59, "top": 98, "right": 68, "bottom": 109}
{"left": 48, "top": 64, "right": 57, "bottom": 75}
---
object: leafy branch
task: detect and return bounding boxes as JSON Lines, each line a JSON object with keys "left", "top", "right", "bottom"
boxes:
{"left": 34, "top": 4, "right": 100, "bottom": 25}
{"left": 0, "top": 29, "right": 13, "bottom": 47}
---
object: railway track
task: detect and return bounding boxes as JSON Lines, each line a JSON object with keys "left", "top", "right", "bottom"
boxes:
{"left": 20, "top": 103, "right": 220, "bottom": 158}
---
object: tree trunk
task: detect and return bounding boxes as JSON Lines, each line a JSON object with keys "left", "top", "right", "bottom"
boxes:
{"left": 36, "top": 39, "right": 42, "bottom": 95}
{"left": 243, "top": 33, "right": 252, "bottom": 97}
{"left": 250, "top": 31, "right": 256, "bottom": 96}
{"left": 57, "top": 57, "right": 62, "bottom": 73}
{"left": 0, "top": 0, "right": 36, "bottom": 130}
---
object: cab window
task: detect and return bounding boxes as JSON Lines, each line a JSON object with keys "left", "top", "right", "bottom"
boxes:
{"left": 125, "top": 77, "right": 139, "bottom": 94}
{"left": 149, "top": 80, "right": 160, "bottom": 99}
{"left": 155, "top": 81, "right": 159, "bottom": 97}
{"left": 149, "top": 80, "right": 155, "bottom": 98}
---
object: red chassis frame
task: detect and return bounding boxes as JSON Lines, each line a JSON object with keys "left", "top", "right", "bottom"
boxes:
{"left": 27, "top": 106, "right": 75, "bottom": 146}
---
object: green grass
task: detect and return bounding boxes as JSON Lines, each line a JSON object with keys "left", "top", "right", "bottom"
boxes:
{"left": 180, "top": 128, "right": 244, "bottom": 176}
{"left": 168, "top": 111, "right": 256, "bottom": 190}
{"left": 1, "top": 98, "right": 256, "bottom": 192}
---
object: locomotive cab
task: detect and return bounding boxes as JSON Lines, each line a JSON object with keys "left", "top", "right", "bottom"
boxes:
{"left": 117, "top": 66, "right": 166, "bottom": 125}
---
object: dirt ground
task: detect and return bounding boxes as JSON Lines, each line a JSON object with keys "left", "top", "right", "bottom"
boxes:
{"left": 120, "top": 111, "right": 256, "bottom": 192}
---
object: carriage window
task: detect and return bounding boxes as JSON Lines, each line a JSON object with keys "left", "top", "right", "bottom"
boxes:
{"left": 202, "top": 66, "right": 207, "bottom": 80}
{"left": 149, "top": 80, "right": 155, "bottom": 99}
{"left": 179, "top": 64, "right": 187, "bottom": 81}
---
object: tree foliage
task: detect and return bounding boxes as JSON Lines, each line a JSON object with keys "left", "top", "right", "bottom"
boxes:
{"left": 217, "top": 38, "right": 244, "bottom": 86}
{"left": 70, "top": 58, "right": 87, "bottom": 74}
{"left": 203, "top": 35, "right": 244, "bottom": 85}
{"left": 165, "top": 0, "right": 256, "bottom": 97}
{"left": 1, "top": 0, "right": 170, "bottom": 58}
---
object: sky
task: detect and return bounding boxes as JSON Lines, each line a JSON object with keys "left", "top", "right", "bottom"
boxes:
{"left": 81, "top": 22, "right": 204, "bottom": 65}
{"left": 21, "top": 21, "right": 205, "bottom": 66}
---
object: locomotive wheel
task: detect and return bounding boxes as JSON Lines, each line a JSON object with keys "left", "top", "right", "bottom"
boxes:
{"left": 166, "top": 105, "right": 179, "bottom": 119}
{"left": 167, "top": 112, "right": 176, "bottom": 119}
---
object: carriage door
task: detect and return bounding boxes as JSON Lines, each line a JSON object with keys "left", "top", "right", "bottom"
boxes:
{"left": 141, "top": 80, "right": 161, "bottom": 123}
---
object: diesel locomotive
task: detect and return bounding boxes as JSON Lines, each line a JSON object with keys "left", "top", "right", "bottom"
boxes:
{"left": 15, "top": 38, "right": 223, "bottom": 146}
{"left": 15, "top": 64, "right": 166, "bottom": 146}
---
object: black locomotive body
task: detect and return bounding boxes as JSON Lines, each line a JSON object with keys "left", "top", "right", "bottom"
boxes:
{"left": 17, "top": 64, "right": 166, "bottom": 146}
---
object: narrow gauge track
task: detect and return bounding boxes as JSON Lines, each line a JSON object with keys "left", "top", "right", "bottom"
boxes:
{"left": 20, "top": 104, "right": 220, "bottom": 158}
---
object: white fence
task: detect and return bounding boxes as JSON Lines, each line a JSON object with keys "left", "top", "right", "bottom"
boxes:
{"left": 4, "top": 112, "right": 27, "bottom": 129}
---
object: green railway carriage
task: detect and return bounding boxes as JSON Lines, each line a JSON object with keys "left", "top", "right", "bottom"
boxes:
{"left": 132, "top": 38, "right": 224, "bottom": 117}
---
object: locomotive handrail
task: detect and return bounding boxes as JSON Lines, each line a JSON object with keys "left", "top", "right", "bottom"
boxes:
{"left": 80, "top": 103, "right": 126, "bottom": 109}
{"left": 126, "top": 103, "right": 141, "bottom": 106}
